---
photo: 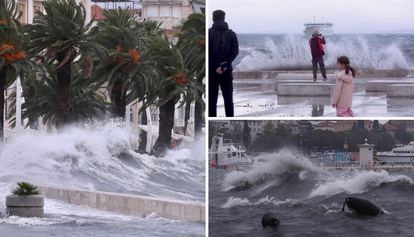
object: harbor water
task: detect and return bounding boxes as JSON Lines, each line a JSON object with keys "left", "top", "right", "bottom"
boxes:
{"left": 0, "top": 121, "right": 205, "bottom": 236}
{"left": 209, "top": 149, "right": 414, "bottom": 237}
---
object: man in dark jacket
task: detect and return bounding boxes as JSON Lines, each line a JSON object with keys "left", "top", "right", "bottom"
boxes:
{"left": 209, "top": 10, "right": 239, "bottom": 117}
{"left": 309, "top": 29, "right": 327, "bottom": 81}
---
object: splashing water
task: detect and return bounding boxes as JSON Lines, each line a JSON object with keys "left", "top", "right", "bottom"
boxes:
{"left": 234, "top": 34, "right": 414, "bottom": 71}
{"left": 0, "top": 120, "right": 205, "bottom": 202}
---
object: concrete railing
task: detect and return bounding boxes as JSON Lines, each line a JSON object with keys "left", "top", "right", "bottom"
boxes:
{"left": 37, "top": 185, "right": 205, "bottom": 222}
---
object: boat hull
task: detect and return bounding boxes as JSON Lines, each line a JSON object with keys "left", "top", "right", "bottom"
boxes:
{"left": 377, "top": 155, "right": 414, "bottom": 163}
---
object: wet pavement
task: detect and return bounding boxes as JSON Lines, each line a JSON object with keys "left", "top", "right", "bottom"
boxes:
{"left": 214, "top": 78, "right": 414, "bottom": 117}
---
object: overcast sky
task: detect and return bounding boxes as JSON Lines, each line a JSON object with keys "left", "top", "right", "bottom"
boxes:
{"left": 208, "top": 0, "right": 414, "bottom": 34}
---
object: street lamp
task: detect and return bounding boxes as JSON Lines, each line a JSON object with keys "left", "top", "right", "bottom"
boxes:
{"left": 344, "top": 132, "right": 348, "bottom": 152}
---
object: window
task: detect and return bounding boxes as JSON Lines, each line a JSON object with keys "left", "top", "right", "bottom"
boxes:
{"left": 173, "top": 6, "right": 181, "bottom": 18}
{"left": 253, "top": 128, "right": 256, "bottom": 132}
{"left": 33, "top": 1, "right": 43, "bottom": 17}
{"left": 130, "top": 108, "right": 133, "bottom": 123}
{"left": 160, "top": 7, "right": 169, "bottom": 17}
{"left": 258, "top": 128, "right": 261, "bottom": 132}
{"left": 18, "top": 4, "right": 25, "bottom": 24}
{"left": 178, "top": 106, "right": 184, "bottom": 120}
{"left": 190, "top": 105, "right": 194, "bottom": 118}
{"left": 151, "top": 107, "right": 158, "bottom": 122}
{"left": 147, "top": 7, "right": 157, "bottom": 17}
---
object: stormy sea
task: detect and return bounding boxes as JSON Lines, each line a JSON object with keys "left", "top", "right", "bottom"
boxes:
{"left": 234, "top": 34, "right": 414, "bottom": 71}
{"left": 0, "top": 121, "right": 205, "bottom": 236}
{"left": 209, "top": 149, "right": 414, "bottom": 237}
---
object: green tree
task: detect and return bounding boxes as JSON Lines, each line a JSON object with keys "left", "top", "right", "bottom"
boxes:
{"left": 0, "top": 0, "right": 33, "bottom": 138}
{"left": 149, "top": 35, "right": 201, "bottom": 155}
{"left": 347, "top": 127, "right": 370, "bottom": 151}
{"left": 357, "top": 120, "right": 364, "bottom": 129}
{"left": 24, "top": 0, "right": 104, "bottom": 129}
{"left": 92, "top": 8, "right": 156, "bottom": 118}
{"left": 251, "top": 122, "right": 295, "bottom": 152}
{"left": 395, "top": 127, "right": 412, "bottom": 144}
{"left": 136, "top": 19, "right": 164, "bottom": 38}
{"left": 373, "top": 120, "right": 379, "bottom": 130}
{"left": 242, "top": 120, "right": 251, "bottom": 150}
{"left": 175, "top": 13, "right": 205, "bottom": 137}
{"left": 378, "top": 132, "right": 395, "bottom": 152}
{"left": 7, "top": 65, "right": 108, "bottom": 127}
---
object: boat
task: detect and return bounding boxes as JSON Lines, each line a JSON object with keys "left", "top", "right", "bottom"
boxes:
{"left": 208, "top": 134, "right": 252, "bottom": 169}
{"left": 377, "top": 141, "right": 414, "bottom": 163}
{"left": 303, "top": 16, "right": 334, "bottom": 35}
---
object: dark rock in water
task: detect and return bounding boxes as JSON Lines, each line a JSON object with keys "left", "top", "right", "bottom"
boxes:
{"left": 342, "top": 197, "right": 383, "bottom": 216}
{"left": 262, "top": 212, "right": 280, "bottom": 228}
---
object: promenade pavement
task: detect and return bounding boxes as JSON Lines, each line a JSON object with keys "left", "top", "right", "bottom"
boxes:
{"left": 214, "top": 75, "right": 414, "bottom": 117}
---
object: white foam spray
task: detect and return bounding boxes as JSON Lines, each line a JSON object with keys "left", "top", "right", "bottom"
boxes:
{"left": 235, "top": 34, "right": 413, "bottom": 71}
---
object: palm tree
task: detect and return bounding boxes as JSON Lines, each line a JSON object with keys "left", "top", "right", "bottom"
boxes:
{"left": 92, "top": 8, "right": 156, "bottom": 118}
{"left": 148, "top": 35, "right": 201, "bottom": 155}
{"left": 0, "top": 0, "right": 34, "bottom": 139}
{"left": 175, "top": 13, "right": 205, "bottom": 137}
{"left": 136, "top": 19, "right": 164, "bottom": 38}
{"left": 7, "top": 65, "right": 108, "bottom": 128}
{"left": 24, "top": 0, "right": 104, "bottom": 129}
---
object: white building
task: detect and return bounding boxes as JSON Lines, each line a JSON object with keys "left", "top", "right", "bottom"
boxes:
{"left": 140, "top": 0, "right": 205, "bottom": 29}
{"left": 14, "top": 0, "right": 91, "bottom": 25}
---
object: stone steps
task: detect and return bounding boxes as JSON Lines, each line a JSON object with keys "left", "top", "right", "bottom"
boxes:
{"left": 387, "top": 84, "right": 414, "bottom": 98}
{"left": 274, "top": 74, "right": 336, "bottom": 93}
{"left": 366, "top": 80, "right": 414, "bottom": 92}
{"left": 277, "top": 83, "right": 335, "bottom": 96}
{"left": 276, "top": 73, "right": 336, "bottom": 81}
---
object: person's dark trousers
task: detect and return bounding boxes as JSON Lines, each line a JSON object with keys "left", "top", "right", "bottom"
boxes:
{"left": 209, "top": 70, "right": 234, "bottom": 117}
{"left": 312, "top": 57, "right": 327, "bottom": 79}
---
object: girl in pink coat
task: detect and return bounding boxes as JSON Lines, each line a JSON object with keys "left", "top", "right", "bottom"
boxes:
{"left": 332, "top": 56, "right": 356, "bottom": 117}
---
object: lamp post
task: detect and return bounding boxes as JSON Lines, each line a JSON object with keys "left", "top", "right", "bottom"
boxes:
{"left": 344, "top": 132, "right": 348, "bottom": 152}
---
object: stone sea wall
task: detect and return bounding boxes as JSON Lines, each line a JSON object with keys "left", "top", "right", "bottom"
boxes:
{"left": 37, "top": 185, "right": 205, "bottom": 222}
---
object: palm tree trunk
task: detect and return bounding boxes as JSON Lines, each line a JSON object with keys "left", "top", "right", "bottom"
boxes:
{"left": 183, "top": 94, "right": 192, "bottom": 136}
{"left": 157, "top": 95, "right": 176, "bottom": 155}
{"left": 0, "top": 70, "right": 5, "bottom": 140}
{"left": 110, "top": 78, "right": 126, "bottom": 118}
{"left": 139, "top": 110, "right": 147, "bottom": 151}
{"left": 194, "top": 75, "right": 203, "bottom": 136}
{"left": 56, "top": 62, "right": 71, "bottom": 129}
{"left": 194, "top": 99, "right": 202, "bottom": 137}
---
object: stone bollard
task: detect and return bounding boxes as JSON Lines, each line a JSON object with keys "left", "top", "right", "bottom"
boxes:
{"left": 6, "top": 194, "right": 44, "bottom": 218}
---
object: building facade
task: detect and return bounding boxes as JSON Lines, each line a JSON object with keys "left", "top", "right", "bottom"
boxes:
{"left": 14, "top": 0, "right": 91, "bottom": 25}
{"left": 140, "top": 0, "right": 205, "bottom": 29}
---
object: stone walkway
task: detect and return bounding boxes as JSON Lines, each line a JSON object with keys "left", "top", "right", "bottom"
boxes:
{"left": 214, "top": 76, "right": 414, "bottom": 117}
